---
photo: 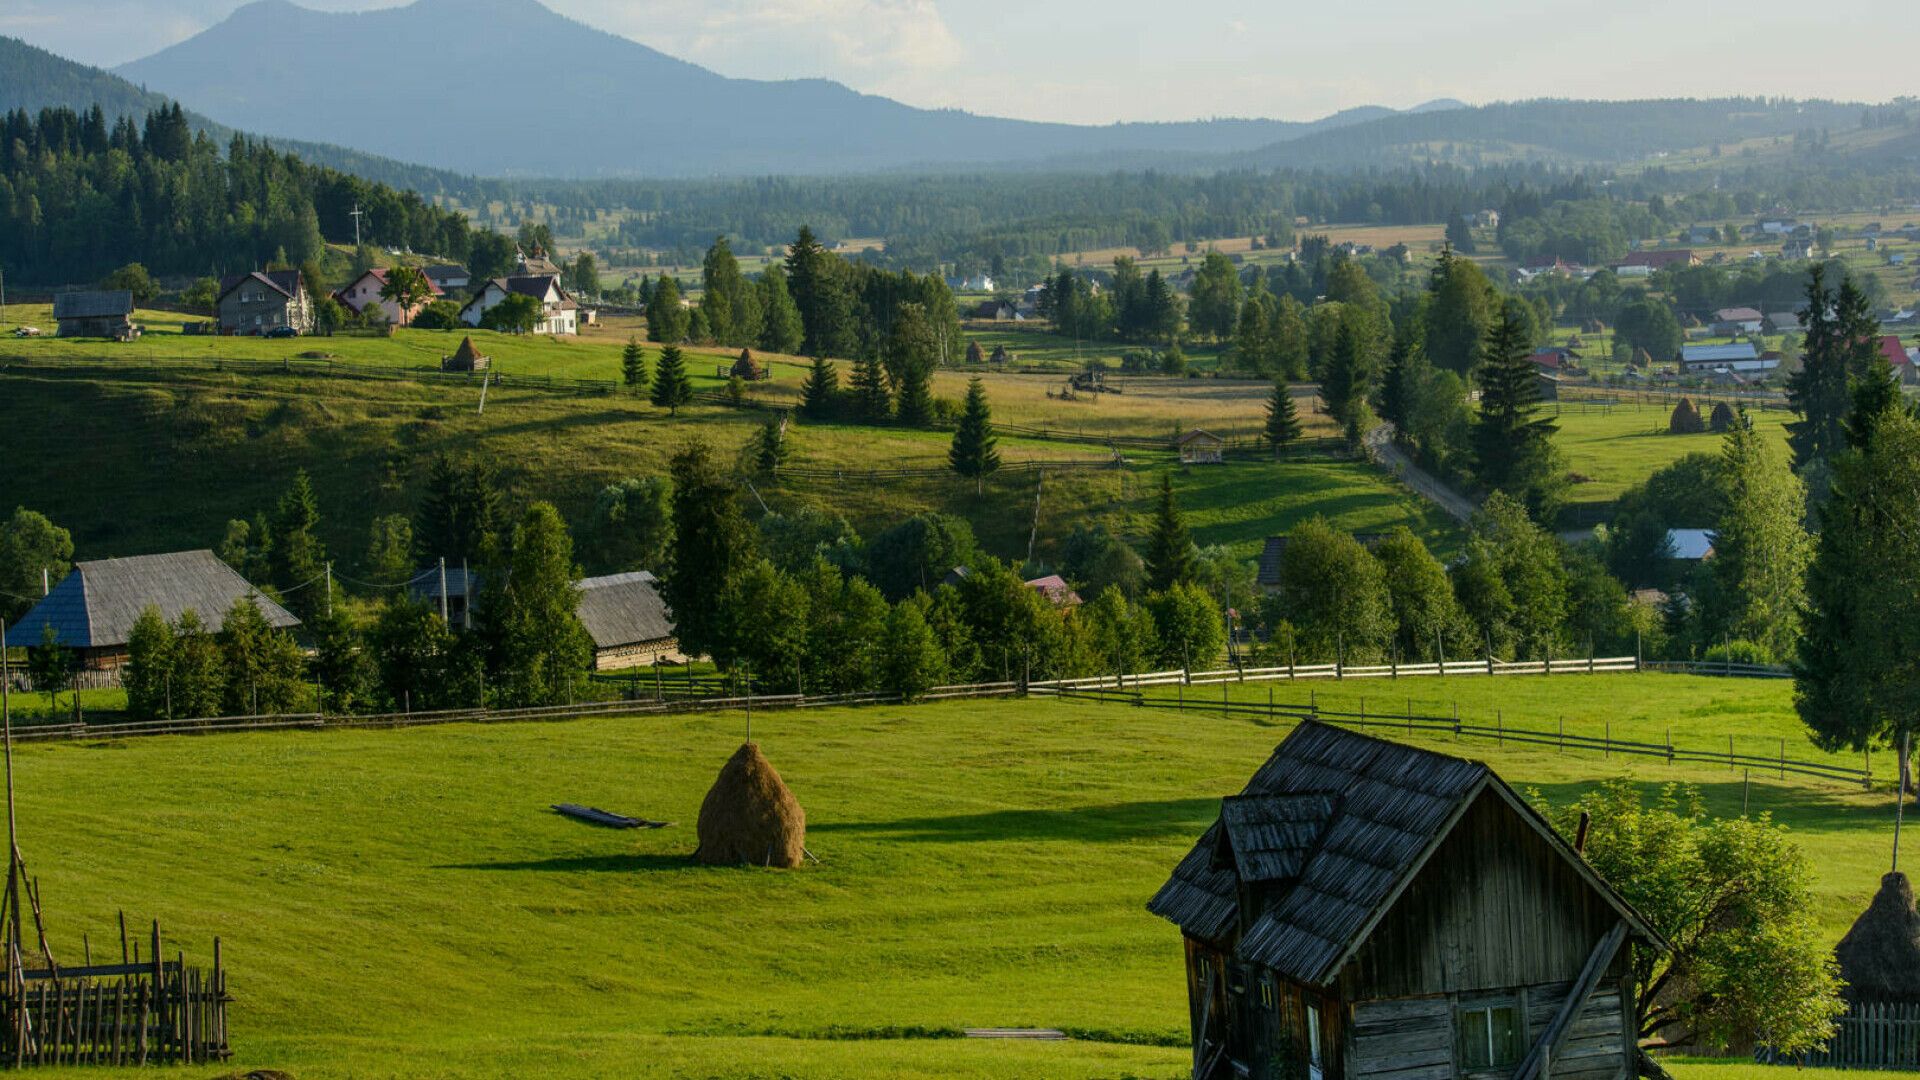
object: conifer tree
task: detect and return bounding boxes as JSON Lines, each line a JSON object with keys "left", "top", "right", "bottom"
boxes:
{"left": 894, "top": 364, "right": 934, "bottom": 427}
{"left": 646, "top": 276, "right": 689, "bottom": 343}
{"left": 650, "top": 345, "right": 694, "bottom": 415}
{"left": 270, "top": 469, "right": 326, "bottom": 608}
{"left": 1472, "top": 308, "right": 1564, "bottom": 517}
{"left": 800, "top": 356, "right": 840, "bottom": 418}
{"left": 1145, "top": 474, "right": 1197, "bottom": 591}
{"left": 1787, "top": 266, "right": 1882, "bottom": 484}
{"left": 1264, "top": 381, "right": 1303, "bottom": 457}
{"left": 757, "top": 265, "right": 805, "bottom": 354}
{"left": 849, "top": 351, "right": 892, "bottom": 423}
{"left": 949, "top": 377, "right": 1001, "bottom": 491}
{"left": 483, "top": 502, "right": 594, "bottom": 707}
{"left": 621, "top": 336, "right": 649, "bottom": 390}
{"left": 664, "top": 442, "right": 756, "bottom": 661}
{"left": 754, "top": 416, "right": 789, "bottom": 475}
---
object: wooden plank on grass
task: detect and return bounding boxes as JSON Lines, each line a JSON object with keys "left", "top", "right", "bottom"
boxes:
{"left": 964, "top": 1028, "right": 1068, "bottom": 1040}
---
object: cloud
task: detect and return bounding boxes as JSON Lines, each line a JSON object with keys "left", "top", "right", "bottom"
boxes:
{"left": 564, "top": 0, "right": 964, "bottom": 86}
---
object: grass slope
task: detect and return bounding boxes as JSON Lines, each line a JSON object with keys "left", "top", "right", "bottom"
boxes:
{"left": 0, "top": 674, "right": 1896, "bottom": 1079}
{"left": 1554, "top": 401, "right": 1794, "bottom": 509}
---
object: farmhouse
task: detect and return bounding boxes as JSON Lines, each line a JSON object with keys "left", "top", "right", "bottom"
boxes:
{"left": 1149, "top": 722, "right": 1664, "bottom": 1080}
{"left": 333, "top": 268, "right": 444, "bottom": 325}
{"left": 1710, "top": 307, "right": 1764, "bottom": 335}
{"left": 53, "top": 290, "right": 137, "bottom": 340}
{"left": 575, "top": 571, "right": 679, "bottom": 670}
{"left": 459, "top": 275, "right": 579, "bottom": 335}
{"left": 1680, "top": 342, "right": 1770, "bottom": 373}
{"left": 6, "top": 550, "right": 298, "bottom": 670}
{"left": 1024, "top": 574, "right": 1083, "bottom": 607}
{"left": 1783, "top": 236, "right": 1816, "bottom": 260}
{"left": 217, "top": 270, "right": 314, "bottom": 335}
{"left": 1178, "top": 429, "right": 1226, "bottom": 465}
{"left": 422, "top": 264, "right": 470, "bottom": 291}
{"left": 1613, "top": 249, "right": 1697, "bottom": 273}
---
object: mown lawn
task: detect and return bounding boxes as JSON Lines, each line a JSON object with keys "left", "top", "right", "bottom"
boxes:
{"left": 0, "top": 675, "right": 1894, "bottom": 1079}
{"left": 1553, "top": 401, "right": 1794, "bottom": 508}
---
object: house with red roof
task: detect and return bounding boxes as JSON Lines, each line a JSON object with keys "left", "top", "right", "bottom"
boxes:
{"left": 1025, "top": 575, "right": 1083, "bottom": 607}
{"left": 334, "top": 268, "right": 444, "bottom": 326}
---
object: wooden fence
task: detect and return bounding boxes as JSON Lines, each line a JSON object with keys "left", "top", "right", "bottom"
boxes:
{"left": 1765, "top": 1001, "right": 1920, "bottom": 1070}
{"left": 2, "top": 925, "right": 227, "bottom": 1066}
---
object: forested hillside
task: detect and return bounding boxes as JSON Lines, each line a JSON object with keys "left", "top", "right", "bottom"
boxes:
{"left": 0, "top": 105, "right": 483, "bottom": 285}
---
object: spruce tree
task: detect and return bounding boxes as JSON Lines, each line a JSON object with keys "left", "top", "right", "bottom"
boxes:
{"left": 1264, "top": 381, "right": 1303, "bottom": 457}
{"left": 949, "top": 377, "right": 1001, "bottom": 491}
{"left": 1472, "top": 308, "right": 1563, "bottom": 516}
{"left": 754, "top": 416, "right": 789, "bottom": 475}
{"left": 663, "top": 442, "right": 756, "bottom": 661}
{"left": 646, "top": 276, "right": 688, "bottom": 344}
{"left": 800, "top": 356, "right": 840, "bottom": 418}
{"left": 621, "top": 336, "right": 649, "bottom": 391}
{"left": 483, "top": 502, "right": 594, "bottom": 707}
{"left": 650, "top": 345, "right": 694, "bottom": 415}
{"left": 894, "top": 364, "right": 934, "bottom": 427}
{"left": 850, "top": 351, "right": 892, "bottom": 423}
{"left": 270, "top": 469, "right": 326, "bottom": 608}
{"left": 757, "top": 265, "right": 805, "bottom": 354}
{"left": 1145, "top": 474, "right": 1197, "bottom": 591}
{"left": 1786, "top": 267, "right": 1881, "bottom": 482}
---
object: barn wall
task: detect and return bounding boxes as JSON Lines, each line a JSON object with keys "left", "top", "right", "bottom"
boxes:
{"left": 1340, "top": 792, "right": 1620, "bottom": 1000}
{"left": 1344, "top": 980, "right": 1631, "bottom": 1080}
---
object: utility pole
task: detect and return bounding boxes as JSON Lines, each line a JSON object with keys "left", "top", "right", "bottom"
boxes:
{"left": 438, "top": 557, "right": 449, "bottom": 624}
{"left": 324, "top": 562, "right": 333, "bottom": 617}
{"left": 1, "top": 267, "right": 7, "bottom": 331}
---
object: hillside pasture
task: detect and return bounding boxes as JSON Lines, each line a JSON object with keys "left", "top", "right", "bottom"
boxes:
{"left": 0, "top": 676, "right": 1896, "bottom": 1079}
{"left": 1551, "top": 400, "right": 1794, "bottom": 509}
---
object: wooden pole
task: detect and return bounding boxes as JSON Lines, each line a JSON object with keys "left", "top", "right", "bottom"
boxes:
{"left": 1, "top": 620, "right": 23, "bottom": 1059}
{"left": 1897, "top": 732, "right": 1910, "bottom": 875}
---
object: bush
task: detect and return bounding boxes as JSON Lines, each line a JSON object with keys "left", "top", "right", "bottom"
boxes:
{"left": 1701, "top": 638, "right": 1773, "bottom": 666}
{"left": 412, "top": 300, "right": 462, "bottom": 331}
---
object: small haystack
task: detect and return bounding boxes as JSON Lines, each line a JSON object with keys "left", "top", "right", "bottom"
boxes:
{"left": 1836, "top": 872, "right": 1920, "bottom": 1004}
{"left": 442, "top": 335, "right": 491, "bottom": 372}
{"left": 695, "top": 742, "right": 806, "bottom": 868}
{"left": 731, "top": 349, "right": 761, "bottom": 380}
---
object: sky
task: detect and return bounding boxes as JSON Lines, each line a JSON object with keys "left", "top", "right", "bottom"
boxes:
{"left": 5, "top": 0, "right": 1913, "bottom": 125}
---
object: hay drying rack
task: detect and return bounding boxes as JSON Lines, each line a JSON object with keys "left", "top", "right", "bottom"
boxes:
{"left": 0, "top": 625, "right": 229, "bottom": 1066}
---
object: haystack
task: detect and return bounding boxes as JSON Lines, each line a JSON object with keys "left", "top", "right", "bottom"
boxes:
{"left": 1836, "top": 872, "right": 1920, "bottom": 1004}
{"left": 695, "top": 742, "right": 806, "bottom": 868}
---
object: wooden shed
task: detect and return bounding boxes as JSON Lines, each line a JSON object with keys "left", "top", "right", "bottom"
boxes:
{"left": 1177, "top": 429, "right": 1226, "bottom": 465}
{"left": 1150, "top": 722, "right": 1664, "bottom": 1080}
{"left": 575, "top": 571, "right": 680, "bottom": 669}
{"left": 52, "top": 290, "right": 136, "bottom": 340}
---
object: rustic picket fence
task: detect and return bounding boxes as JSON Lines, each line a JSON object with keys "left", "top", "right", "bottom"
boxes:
{"left": 1, "top": 924, "right": 227, "bottom": 1067}
{"left": 1765, "top": 1001, "right": 1920, "bottom": 1069}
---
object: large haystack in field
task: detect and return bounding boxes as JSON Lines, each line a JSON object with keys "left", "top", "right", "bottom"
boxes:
{"left": 695, "top": 742, "right": 806, "bottom": 868}
{"left": 1836, "top": 872, "right": 1920, "bottom": 1004}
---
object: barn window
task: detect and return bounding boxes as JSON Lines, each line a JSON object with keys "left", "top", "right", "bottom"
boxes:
{"left": 1455, "top": 1002, "right": 1522, "bottom": 1071}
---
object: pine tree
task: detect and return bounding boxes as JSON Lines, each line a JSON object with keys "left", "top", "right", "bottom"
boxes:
{"left": 646, "top": 276, "right": 688, "bottom": 344}
{"left": 850, "top": 351, "right": 892, "bottom": 423}
{"left": 757, "top": 264, "right": 805, "bottom": 354}
{"left": 621, "top": 336, "right": 649, "bottom": 391}
{"left": 1145, "top": 474, "right": 1197, "bottom": 591}
{"left": 650, "top": 345, "right": 694, "bottom": 415}
{"left": 754, "top": 416, "right": 789, "bottom": 475}
{"left": 1472, "top": 308, "right": 1564, "bottom": 518}
{"left": 1264, "top": 381, "right": 1303, "bottom": 457}
{"left": 949, "top": 377, "right": 1001, "bottom": 491}
{"left": 800, "top": 355, "right": 840, "bottom": 418}
{"left": 269, "top": 469, "right": 326, "bottom": 609}
{"left": 1786, "top": 266, "right": 1882, "bottom": 483}
{"left": 894, "top": 364, "right": 934, "bottom": 427}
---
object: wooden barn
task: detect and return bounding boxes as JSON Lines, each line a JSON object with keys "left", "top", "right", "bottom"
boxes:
{"left": 1178, "top": 429, "right": 1226, "bottom": 465}
{"left": 1150, "top": 722, "right": 1664, "bottom": 1080}
{"left": 575, "top": 571, "right": 679, "bottom": 670}
{"left": 52, "top": 290, "right": 136, "bottom": 339}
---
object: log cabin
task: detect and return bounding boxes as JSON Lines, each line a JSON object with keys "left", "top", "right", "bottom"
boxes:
{"left": 1149, "top": 722, "right": 1665, "bottom": 1080}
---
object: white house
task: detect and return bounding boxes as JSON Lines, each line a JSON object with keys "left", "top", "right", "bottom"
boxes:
{"left": 458, "top": 275, "right": 579, "bottom": 335}
{"left": 948, "top": 273, "right": 995, "bottom": 292}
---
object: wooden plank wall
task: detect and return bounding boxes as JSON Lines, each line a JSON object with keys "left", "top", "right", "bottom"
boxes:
{"left": 1345, "top": 982, "right": 1630, "bottom": 1080}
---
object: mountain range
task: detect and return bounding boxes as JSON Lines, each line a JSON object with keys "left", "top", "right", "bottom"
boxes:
{"left": 109, "top": 0, "right": 1457, "bottom": 177}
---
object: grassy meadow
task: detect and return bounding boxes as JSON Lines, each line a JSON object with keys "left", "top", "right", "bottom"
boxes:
{"left": 0, "top": 673, "right": 1898, "bottom": 1079}
{"left": 1552, "top": 400, "right": 1795, "bottom": 509}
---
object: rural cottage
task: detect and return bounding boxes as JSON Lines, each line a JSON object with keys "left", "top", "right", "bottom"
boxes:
{"left": 1151, "top": 722, "right": 1664, "bottom": 1080}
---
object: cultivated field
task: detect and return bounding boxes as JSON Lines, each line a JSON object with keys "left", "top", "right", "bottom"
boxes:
{"left": 0, "top": 674, "right": 1897, "bottom": 1079}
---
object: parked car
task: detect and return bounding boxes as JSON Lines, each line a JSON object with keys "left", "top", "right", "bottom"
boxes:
{"left": 264, "top": 326, "right": 300, "bottom": 338}
{"left": 11, "top": 326, "right": 41, "bottom": 338}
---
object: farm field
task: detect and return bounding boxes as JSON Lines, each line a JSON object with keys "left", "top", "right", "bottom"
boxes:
{"left": 0, "top": 674, "right": 1896, "bottom": 1079}
{"left": 1552, "top": 400, "right": 1795, "bottom": 509}
{"left": 0, "top": 365, "right": 1439, "bottom": 569}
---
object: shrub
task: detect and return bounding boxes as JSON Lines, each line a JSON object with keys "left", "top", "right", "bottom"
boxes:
{"left": 1701, "top": 638, "right": 1773, "bottom": 666}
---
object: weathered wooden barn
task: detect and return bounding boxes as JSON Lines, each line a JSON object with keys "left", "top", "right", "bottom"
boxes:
{"left": 52, "top": 290, "right": 136, "bottom": 339}
{"left": 1150, "top": 722, "right": 1664, "bottom": 1080}
{"left": 575, "top": 571, "right": 679, "bottom": 670}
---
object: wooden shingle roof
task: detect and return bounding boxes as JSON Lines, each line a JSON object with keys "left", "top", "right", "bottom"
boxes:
{"left": 6, "top": 550, "right": 297, "bottom": 650}
{"left": 575, "top": 572, "right": 673, "bottom": 649}
{"left": 1149, "top": 722, "right": 1662, "bottom": 987}
{"left": 53, "top": 290, "right": 133, "bottom": 319}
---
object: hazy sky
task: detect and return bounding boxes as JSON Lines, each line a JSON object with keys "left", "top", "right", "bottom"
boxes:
{"left": 6, "top": 0, "right": 1912, "bottom": 124}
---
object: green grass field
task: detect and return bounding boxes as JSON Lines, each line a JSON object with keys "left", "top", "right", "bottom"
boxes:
{"left": 1553, "top": 401, "right": 1794, "bottom": 508}
{"left": 0, "top": 364, "right": 1443, "bottom": 573}
{"left": 0, "top": 673, "right": 1897, "bottom": 1079}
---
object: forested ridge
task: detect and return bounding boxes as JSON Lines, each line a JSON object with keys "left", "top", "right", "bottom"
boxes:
{"left": 0, "top": 104, "right": 480, "bottom": 285}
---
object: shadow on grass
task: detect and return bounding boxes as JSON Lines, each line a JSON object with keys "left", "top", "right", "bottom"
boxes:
{"left": 438, "top": 852, "right": 694, "bottom": 873}
{"left": 1524, "top": 777, "right": 1883, "bottom": 834}
{"left": 809, "top": 797, "right": 1221, "bottom": 844}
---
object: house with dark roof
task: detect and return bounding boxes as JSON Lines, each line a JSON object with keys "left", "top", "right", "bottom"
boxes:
{"left": 1710, "top": 307, "right": 1764, "bottom": 335}
{"left": 52, "top": 290, "right": 136, "bottom": 340}
{"left": 422, "top": 264, "right": 470, "bottom": 292}
{"left": 6, "top": 550, "right": 297, "bottom": 669}
{"left": 216, "top": 270, "right": 313, "bottom": 335}
{"left": 1150, "top": 722, "right": 1664, "bottom": 1080}
{"left": 576, "top": 571, "right": 679, "bottom": 669}
{"left": 458, "top": 275, "right": 579, "bottom": 335}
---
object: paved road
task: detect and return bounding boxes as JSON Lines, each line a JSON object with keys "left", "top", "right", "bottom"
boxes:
{"left": 1364, "top": 423, "right": 1478, "bottom": 524}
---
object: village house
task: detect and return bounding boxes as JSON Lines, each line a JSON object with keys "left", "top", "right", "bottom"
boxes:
{"left": 458, "top": 274, "right": 580, "bottom": 335}
{"left": 52, "top": 290, "right": 136, "bottom": 340}
{"left": 1178, "top": 429, "right": 1226, "bottom": 465}
{"left": 1765, "top": 312, "right": 1802, "bottom": 334}
{"left": 1783, "top": 236, "right": 1816, "bottom": 260}
{"left": 422, "top": 264, "right": 470, "bottom": 292}
{"left": 1526, "top": 346, "right": 1578, "bottom": 372}
{"left": 1613, "top": 249, "right": 1698, "bottom": 274}
{"left": 333, "top": 268, "right": 445, "bottom": 326}
{"left": 216, "top": 270, "right": 314, "bottom": 335}
{"left": 1024, "top": 575, "right": 1083, "bottom": 607}
{"left": 1680, "top": 342, "right": 1771, "bottom": 374}
{"left": 1685, "top": 225, "right": 1720, "bottom": 245}
{"left": 576, "top": 571, "right": 680, "bottom": 670}
{"left": 1709, "top": 307, "right": 1764, "bottom": 335}
{"left": 972, "top": 299, "right": 1018, "bottom": 321}
{"left": 408, "top": 564, "right": 479, "bottom": 629}
{"left": 6, "top": 550, "right": 298, "bottom": 671}
{"left": 1149, "top": 722, "right": 1664, "bottom": 1080}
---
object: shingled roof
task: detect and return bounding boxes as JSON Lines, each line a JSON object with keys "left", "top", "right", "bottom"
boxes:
{"left": 1149, "top": 722, "right": 1660, "bottom": 987}
{"left": 575, "top": 572, "right": 673, "bottom": 649}
{"left": 6, "top": 550, "right": 297, "bottom": 650}
{"left": 53, "top": 290, "right": 133, "bottom": 319}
